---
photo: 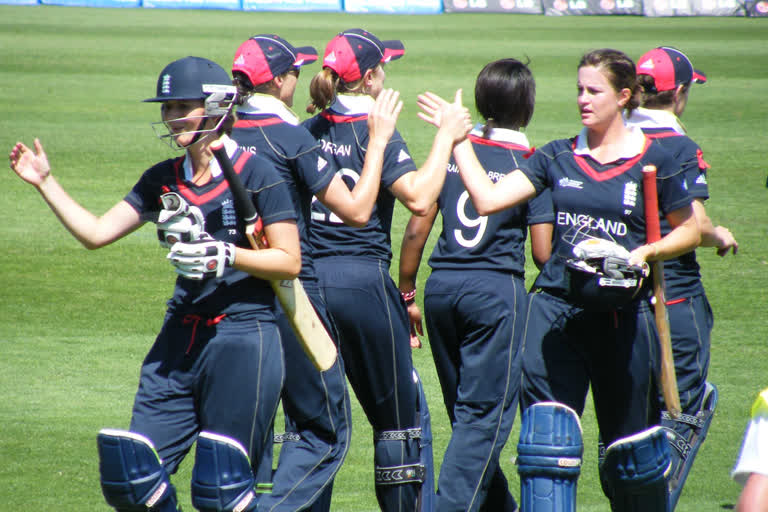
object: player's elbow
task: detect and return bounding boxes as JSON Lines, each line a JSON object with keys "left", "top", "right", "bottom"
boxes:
{"left": 403, "top": 199, "right": 432, "bottom": 217}
{"left": 286, "top": 258, "right": 301, "bottom": 279}
{"left": 343, "top": 212, "right": 370, "bottom": 228}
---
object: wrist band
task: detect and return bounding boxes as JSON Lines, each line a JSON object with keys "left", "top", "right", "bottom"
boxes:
{"left": 401, "top": 289, "right": 416, "bottom": 305}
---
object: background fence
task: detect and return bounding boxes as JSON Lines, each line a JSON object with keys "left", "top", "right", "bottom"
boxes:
{"left": 3, "top": 0, "right": 766, "bottom": 16}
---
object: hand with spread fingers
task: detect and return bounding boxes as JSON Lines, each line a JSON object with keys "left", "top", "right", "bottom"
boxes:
{"left": 9, "top": 138, "right": 51, "bottom": 186}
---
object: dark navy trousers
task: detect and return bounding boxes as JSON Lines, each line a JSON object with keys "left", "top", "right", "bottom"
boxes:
{"left": 424, "top": 269, "right": 523, "bottom": 512}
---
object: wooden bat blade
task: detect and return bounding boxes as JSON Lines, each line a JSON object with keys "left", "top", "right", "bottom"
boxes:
{"left": 273, "top": 279, "right": 338, "bottom": 371}
{"left": 642, "top": 165, "right": 682, "bottom": 418}
{"left": 211, "top": 139, "right": 338, "bottom": 372}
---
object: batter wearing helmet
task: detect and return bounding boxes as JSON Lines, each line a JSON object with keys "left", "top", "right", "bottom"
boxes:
{"left": 228, "top": 33, "right": 403, "bottom": 512}
{"left": 625, "top": 46, "right": 738, "bottom": 510}
{"left": 9, "top": 56, "right": 299, "bottom": 512}
{"left": 398, "top": 58, "right": 553, "bottom": 512}
{"left": 302, "top": 28, "right": 472, "bottom": 512}
{"left": 420, "top": 49, "right": 701, "bottom": 511}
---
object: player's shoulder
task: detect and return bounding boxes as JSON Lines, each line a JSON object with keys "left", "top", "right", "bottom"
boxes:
{"left": 529, "top": 137, "right": 574, "bottom": 161}
{"left": 237, "top": 150, "right": 286, "bottom": 190}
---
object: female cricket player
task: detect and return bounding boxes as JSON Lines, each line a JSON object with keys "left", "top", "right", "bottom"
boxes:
{"left": 228, "top": 33, "right": 403, "bottom": 512}
{"left": 398, "top": 58, "right": 553, "bottom": 512}
{"left": 9, "top": 56, "right": 298, "bottom": 512}
{"left": 418, "top": 48, "right": 701, "bottom": 511}
{"left": 626, "top": 46, "right": 738, "bottom": 509}
{"left": 302, "top": 28, "right": 472, "bottom": 512}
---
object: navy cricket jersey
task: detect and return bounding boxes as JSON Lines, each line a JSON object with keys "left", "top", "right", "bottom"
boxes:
{"left": 627, "top": 107, "right": 710, "bottom": 300}
{"left": 428, "top": 127, "right": 554, "bottom": 276}
{"left": 231, "top": 95, "right": 335, "bottom": 285}
{"left": 302, "top": 94, "right": 417, "bottom": 264}
{"left": 124, "top": 136, "right": 296, "bottom": 317}
{"left": 522, "top": 127, "right": 692, "bottom": 297}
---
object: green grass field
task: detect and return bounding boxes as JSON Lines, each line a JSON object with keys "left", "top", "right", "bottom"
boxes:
{"left": 1, "top": 6, "right": 766, "bottom": 510}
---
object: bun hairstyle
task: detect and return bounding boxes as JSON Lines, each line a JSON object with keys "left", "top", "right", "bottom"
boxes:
{"left": 578, "top": 48, "right": 640, "bottom": 116}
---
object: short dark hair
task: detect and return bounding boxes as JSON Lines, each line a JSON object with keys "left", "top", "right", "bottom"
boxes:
{"left": 475, "top": 58, "right": 535, "bottom": 133}
{"left": 578, "top": 49, "right": 639, "bottom": 115}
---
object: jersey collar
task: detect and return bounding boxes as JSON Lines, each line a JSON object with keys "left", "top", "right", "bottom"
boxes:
{"left": 573, "top": 125, "right": 647, "bottom": 160}
{"left": 183, "top": 134, "right": 237, "bottom": 182}
{"left": 624, "top": 107, "right": 686, "bottom": 135}
{"left": 329, "top": 94, "right": 375, "bottom": 116}
{"left": 469, "top": 124, "right": 530, "bottom": 147}
{"left": 237, "top": 93, "right": 300, "bottom": 126}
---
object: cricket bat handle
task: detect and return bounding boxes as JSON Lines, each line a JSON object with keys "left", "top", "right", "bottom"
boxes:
{"left": 642, "top": 165, "right": 681, "bottom": 419}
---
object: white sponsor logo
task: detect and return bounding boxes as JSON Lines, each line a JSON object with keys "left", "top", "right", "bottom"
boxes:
{"left": 317, "top": 156, "right": 328, "bottom": 172}
{"left": 695, "top": 174, "right": 707, "bottom": 185}
{"left": 638, "top": 58, "right": 655, "bottom": 71}
{"left": 558, "top": 177, "right": 584, "bottom": 189}
{"left": 234, "top": 54, "right": 245, "bottom": 66}
{"left": 447, "top": 163, "right": 459, "bottom": 174}
{"left": 397, "top": 149, "right": 411, "bottom": 163}
{"left": 324, "top": 51, "right": 337, "bottom": 65}
{"left": 623, "top": 182, "right": 638, "bottom": 207}
{"left": 557, "top": 212, "right": 628, "bottom": 237}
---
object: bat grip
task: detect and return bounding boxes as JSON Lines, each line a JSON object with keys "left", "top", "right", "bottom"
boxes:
{"left": 642, "top": 165, "right": 661, "bottom": 243}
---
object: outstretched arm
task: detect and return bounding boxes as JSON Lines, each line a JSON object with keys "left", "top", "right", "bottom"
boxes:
{"left": 415, "top": 91, "right": 537, "bottom": 216}
{"left": 398, "top": 203, "right": 438, "bottom": 348}
{"left": 315, "top": 88, "right": 404, "bottom": 227}
{"left": 9, "top": 139, "right": 143, "bottom": 249}
{"left": 390, "top": 89, "right": 473, "bottom": 216}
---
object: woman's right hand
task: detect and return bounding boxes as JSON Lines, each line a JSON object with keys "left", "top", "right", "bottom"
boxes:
{"left": 368, "top": 88, "right": 403, "bottom": 143}
{"left": 417, "top": 90, "right": 472, "bottom": 144}
{"left": 9, "top": 139, "right": 51, "bottom": 187}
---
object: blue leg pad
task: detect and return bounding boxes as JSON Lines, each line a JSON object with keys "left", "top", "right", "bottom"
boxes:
{"left": 517, "top": 402, "right": 583, "bottom": 512}
{"left": 665, "top": 382, "right": 718, "bottom": 510}
{"left": 97, "top": 429, "right": 179, "bottom": 512}
{"left": 191, "top": 432, "right": 258, "bottom": 512}
{"left": 601, "top": 426, "right": 671, "bottom": 512}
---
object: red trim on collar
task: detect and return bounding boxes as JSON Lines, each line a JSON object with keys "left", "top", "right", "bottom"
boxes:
{"left": 320, "top": 110, "right": 368, "bottom": 123}
{"left": 644, "top": 130, "right": 682, "bottom": 139}
{"left": 173, "top": 151, "right": 251, "bottom": 206}
{"left": 468, "top": 133, "right": 530, "bottom": 152}
{"left": 572, "top": 137, "right": 652, "bottom": 182}
{"left": 234, "top": 117, "right": 285, "bottom": 128}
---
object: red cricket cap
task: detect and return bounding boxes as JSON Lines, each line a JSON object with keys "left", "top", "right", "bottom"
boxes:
{"left": 322, "top": 28, "right": 405, "bottom": 83}
{"left": 232, "top": 34, "right": 318, "bottom": 87}
{"left": 636, "top": 47, "right": 707, "bottom": 92}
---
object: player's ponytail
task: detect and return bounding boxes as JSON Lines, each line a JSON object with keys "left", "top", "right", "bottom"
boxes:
{"left": 307, "top": 68, "right": 340, "bottom": 114}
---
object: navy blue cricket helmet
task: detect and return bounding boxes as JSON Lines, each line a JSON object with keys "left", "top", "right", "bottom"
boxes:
{"left": 145, "top": 56, "right": 232, "bottom": 103}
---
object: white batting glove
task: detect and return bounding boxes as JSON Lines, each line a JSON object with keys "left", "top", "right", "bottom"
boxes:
{"left": 167, "top": 239, "right": 235, "bottom": 280}
{"left": 157, "top": 192, "right": 206, "bottom": 248}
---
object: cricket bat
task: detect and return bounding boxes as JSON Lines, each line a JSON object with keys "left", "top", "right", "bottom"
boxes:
{"left": 642, "top": 164, "right": 681, "bottom": 419}
{"left": 211, "top": 139, "right": 338, "bottom": 372}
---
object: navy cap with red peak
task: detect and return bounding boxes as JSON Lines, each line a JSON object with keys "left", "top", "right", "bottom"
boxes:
{"left": 232, "top": 35, "right": 318, "bottom": 87}
{"left": 636, "top": 47, "right": 707, "bottom": 92}
{"left": 322, "top": 28, "right": 405, "bottom": 83}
